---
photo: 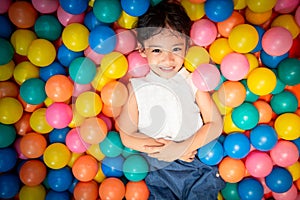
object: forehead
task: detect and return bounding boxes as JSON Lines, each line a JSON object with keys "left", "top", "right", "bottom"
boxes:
{"left": 143, "top": 29, "right": 187, "bottom": 47}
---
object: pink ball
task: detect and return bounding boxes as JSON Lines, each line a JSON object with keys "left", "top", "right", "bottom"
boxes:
{"left": 262, "top": 26, "right": 293, "bottom": 56}
{"left": 220, "top": 52, "right": 249, "bottom": 81}
{"left": 191, "top": 63, "right": 221, "bottom": 91}
{"left": 274, "top": 0, "right": 299, "bottom": 14}
{"left": 84, "top": 46, "right": 105, "bottom": 65}
{"left": 46, "top": 102, "right": 73, "bottom": 129}
{"left": 0, "top": 0, "right": 11, "bottom": 14}
{"left": 115, "top": 29, "right": 137, "bottom": 55}
{"left": 190, "top": 19, "right": 217, "bottom": 46}
{"left": 57, "top": 6, "right": 85, "bottom": 26}
{"left": 98, "top": 113, "right": 112, "bottom": 131}
{"left": 66, "top": 128, "right": 90, "bottom": 153}
{"left": 259, "top": 178, "right": 272, "bottom": 194}
{"left": 73, "top": 83, "right": 92, "bottom": 97}
{"left": 32, "top": 0, "right": 59, "bottom": 14}
{"left": 296, "top": 6, "right": 300, "bottom": 27}
{"left": 270, "top": 140, "right": 299, "bottom": 167}
{"left": 245, "top": 151, "right": 273, "bottom": 178}
{"left": 272, "top": 184, "right": 298, "bottom": 200}
{"left": 127, "top": 51, "right": 150, "bottom": 78}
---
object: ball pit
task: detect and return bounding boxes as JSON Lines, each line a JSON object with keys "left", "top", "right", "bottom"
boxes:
{"left": 0, "top": 0, "right": 299, "bottom": 199}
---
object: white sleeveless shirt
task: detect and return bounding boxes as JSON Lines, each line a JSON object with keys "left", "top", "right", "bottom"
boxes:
{"left": 130, "top": 68, "right": 203, "bottom": 142}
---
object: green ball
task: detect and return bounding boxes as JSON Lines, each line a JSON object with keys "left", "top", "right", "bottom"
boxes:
{"left": 123, "top": 154, "right": 149, "bottom": 182}
{"left": 221, "top": 183, "right": 240, "bottom": 200}
{"left": 278, "top": 58, "right": 300, "bottom": 86}
{"left": 93, "top": 0, "right": 122, "bottom": 23}
{"left": 34, "top": 15, "right": 62, "bottom": 41}
{"left": 0, "top": 38, "right": 14, "bottom": 65}
{"left": 20, "top": 78, "right": 47, "bottom": 105}
{"left": 69, "top": 57, "right": 97, "bottom": 84}
{"left": 241, "top": 79, "right": 259, "bottom": 103}
{"left": 99, "top": 131, "right": 124, "bottom": 157}
{"left": 270, "top": 90, "right": 298, "bottom": 115}
{"left": 232, "top": 102, "right": 259, "bottom": 130}
{"left": 0, "top": 123, "right": 16, "bottom": 148}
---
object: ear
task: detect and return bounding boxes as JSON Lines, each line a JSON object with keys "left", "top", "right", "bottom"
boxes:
{"left": 137, "top": 42, "right": 147, "bottom": 57}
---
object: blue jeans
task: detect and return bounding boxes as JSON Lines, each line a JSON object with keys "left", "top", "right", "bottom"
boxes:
{"left": 143, "top": 155, "right": 225, "bottom": 200}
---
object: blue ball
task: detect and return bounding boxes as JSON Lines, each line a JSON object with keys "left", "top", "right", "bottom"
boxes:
{"left": 223, "top": 132, "right": 250, "bottom": 159}
{"left": 46, "top": 190, "right": 70, "bottom": 200}
{"left": 121, "top": 0, "right": 150, "bottom": 17}
{"left": 20, "top": 78, "right": 47, "bottom": 105}
{"left": 59, "top": 0, "right": 89, "bottom": 14}
{"left": 84, "top": 11, "right": 108, "bottom": 31}
{"left": 123, "top": 154, "right": 149, "bottom": 182}
{"left": 265, "top": 166, "right": 293, "bottom": 193}
{"left": 0, "top": 173, "right": 21, "bottom": 199}
{"left": 260, "top": 50, "right": 289, "bottom": 69}
{"left": 40, "top": 61, "right": 67, "bottom": 82}
{"left": 89, "top": 25, "right": 117, "bottom": 54}
{"left": 204, "top": 0, "right": 234, "bottom": 22}
{"left": 251, "top": 26, "right": 264, "bottom": 53}
{"left": 101, "top": 156, "right": 124, "bottom": 177}
{"left": 69, "top": 57, "right": 97, "bottom": 84}
{"left": 0, "top": 15, "right": 14, "bottom": 39}
{"left": 0, "top": 148, "right": 18, "bottom": 173}
{"left": 198, "top": 140, "right": 224, "bottom": 165}
{"left": 292, "top": 137, "right": 300, "bottom": 157}
{"left": 250, "top": 124, "right": 278, "bottom": 151}
{"left": 57, "top": 44, "right": 84, "bottom": 67}
{"left": 49, "top": 127, "right": 70, "bottom": 144}
{"left": 100, "top": 131, "right": 124, "bottom": 157}
{"left": 47, "top": 167, "right": 73, "bottom": 192}
{"left": 238, "top": 178, "right": 264, "bottom": 200}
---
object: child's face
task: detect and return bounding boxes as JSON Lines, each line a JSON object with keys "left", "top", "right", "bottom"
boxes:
{"left": 140, "top": 29, "right": 187, "bottom": 79}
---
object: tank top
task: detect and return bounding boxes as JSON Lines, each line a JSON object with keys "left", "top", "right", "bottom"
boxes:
{"left": 130, "top": 68, "right": 203, "bottom": 142}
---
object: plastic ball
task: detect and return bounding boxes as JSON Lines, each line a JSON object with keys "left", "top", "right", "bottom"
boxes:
{"left": 45, "top": 191, "right": 70, "bottom": 200}
{"left": 10, "top": 29, "right": 36, "bottom": 57}
{"left": 121, "top": 0, "right": 150, "bottom": 17}
{"left": 287, "top": 161, "right": 300, "bottom": 181}
{"left": 123, "top": 154, "right": 149, "bottom": 182}
{"left": 246, "top": 67, "right": 277, "bottom": 96}
{"left": 73, "top": 181, "right": 98, "bottom": 200}
{"left": 246, "top": 0, "right": 277, "bottom": 12}
{"left": 49, "top": 127, "right": 70, "bottom": 144}
{"left": 0, "top": 123, "right": 16, "bottom": 148}
{"left": 62, "top": 23, "right": 89, "bottom": 52}
{"left": 122, "top": 146, "right": 139, "bottom": 158}
{"left": 69, "top": 57, "right": 97, "bottom": 84}
{"left": 45, "top": 74, "right": 74, "bottom": 102}
{"left": 57, "top": 6, "right": 85, "bottom": 27}
{"left": 115, "top": 28, "right": 137, "bottom": 55}
{"left": 217, "top": 11, "right": 245, "bottom": 38}
{"left": 19, "top": 184, "right": 46, "bottom": 200}
{"left": 251, "top": 25, "right": 264, "bottom": 53}
{"left": 271, "top": 14, "right": 299, "bottom": 39}
{"left": 0, "top": 173, "right": 21, "bottom": 199}
{"left": 72, "top": 155, "right": 98, "bottom": 182}
{"left": 277, "top": 58, "right": 300, "bottom": 86}
{"left": 30, "top": 108, "right": 54, "bottom": 134}
{"left": 20, "top": 78, "right": 46, "bottom": 105}
{"left": 238, "top": 178, "right": 264, "bottom": 200}
{"left": 0, "top": 0, "right": 12, "bottom": 14}
{"left": 93, "top": 0, "right": 122, "bottom": 23}
{"left": 57, "top": 44, "right": 84, "bottom": 67}
{"left": 100, "top": 131, "right": 124, "bottom": 157}
{"left": 272, "top": 184, "right": 298, "bottom": 200}
{"left": 84, "top": 11, "right": 106, "bottom": 31}
{"left": 260, "top": 50, "right": 288, "bottom": 69}
{"left": 27, "top": 39, "right": 56, "bottom": 67}
{"left": 181, "top": 0, "right": 205, "bottom": 21}
{"left": 228, "top": 24, "right": 259, "bottom": 53}
{"left": 101, "top": 51, "right": 129, "bottom": 79}
{"left": 217, "top": 81, "right": 246, "bottom": 108}
{"left": 250, "top": 124, "right": 277, "bottom": 151}
{"left": 43, "top": 143, "right": 71, "bottom": 169}
{"left": 79, "top": 117, "right": 108, "bottom": 144}
{"left": 75, "top": 91, "right": 103, "bottom": 117}
{"left": 34, "top": 15, "right": 62, "bottom": 41}
{"left": 0, "top": 38, "right": 14, "bottom": 65}
{"left": 89, "top": 25, "right": 117, "bottom": 54}
{"left": 127, "top": 51, "right": 150, "bottom": 78}
{"left": 0, "top": 147, "right": 17, "bottom": 172}
{"left": 101, "top": 156, "right": 124, "bottom": 177}
{"left": 39, "top": 62, "right": 67, "bottom": 82}
{"left": 184, "top": 46, "right": 210, "bottom": 72}
{"left": 72, "top": 82, "right": 92, "bottom": 97}
{"left": 270, "top": 140, "right": 299, "bottom": 167}
{"left": 245, "top": 7, "right": 272, "bottom": 26}
{"left": 101, "top": 80, "right": 129, "bottom": 107}
{"left": 219, "top": 156, "right": 245, "bottom": 183}
{"left": 190, "top": 19, "right": 217, "bottom": 46}
{"left": 66, "top": 128, "right": 89, "bottom": 153}
{"left": 0, "top": 60, "right": 14, "bottom": 81}
{"left": 223, "top": 132, "right": 250, "bottom": 159}
{"left": 232, "top": 102, "right": 259, "bottom": 130}
{"left": 220, "top": 52, "right": 249, "bottom": 81}
{"left": 221, "top": 183, "right": 240, "bottom": 200}
{"left": 296, "top": 6, "right": 300, "bottom": 26}
{"left": 59, "top": 0, "right": 88, "bottom": 15}
{"left": 19, "top": 160, "right": 47, "bottom": 186}
{"left": 262, "top": 26, "right": 293, "bottom": 56}
{"left": 204, "top": 0, "right": 234, "bottom": 22}
{"left": 274, "top": 0, "right": 300, "bottom": 14}
{"left": 117, "top": 10, "right": 138, "bottom": 29}
{"left": 86, "top": 144, "right": 105, "bottom": 161}
{"left": 274, "top": 113, "right": 300, "bottom": 140}
{"left": 8, "top": 1, "right": 38, "bottom": 28}
{"left": 198, "top": 140, "right": 224, "bottom": 166}
{"left": 245, "top": 150, "right": 273, "bottom": 178}
{"left": 209, "top": 38, "right": 233, "bottom": 64}
{"left": 20, "top": 132, "right": 47, "bottom": 159}
{"left": 99, "top": 177, "right": 126, "bottom": 200}
{"left": 125, "top": 180, "right": 150, "bottom": 200}
{"left": 270, "top": 90, "right": 298, "bottom": 115}
{"left": 0, "top": 97, "right": 23, "bottom": 125}
{"left": 13, "top": 61, "right": 39, "bottom": 85}
{"left": 265, "top": 166, "right": 293, "bottom": 193}
{"left": 46, "top": 102, "right": 73, "bottom": 129}
{"left": 31, "top": 0, "right": 59, "bottom": 14}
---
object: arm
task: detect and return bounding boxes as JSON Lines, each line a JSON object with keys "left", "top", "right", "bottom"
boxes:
{"left": 115, "top": 83, "right": 165, "bottom": 154}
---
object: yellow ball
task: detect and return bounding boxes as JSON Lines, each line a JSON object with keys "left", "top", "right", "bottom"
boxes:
{"left": 212, "top": 92, "right": 232, "bottom": 116}
{"left": 0, "top": 60, "right": 14, "bottom": 81}
{"left": 209, "top": 38, "right": 233, "bottom": 64}
{"left": 184, "top": 46, "right": 210, "bottom": 72}
{"left": 274, "top": 113, "right": 300, "bottom": 140}
{"left": 62, "top": 23, "right": 89, "bottom": 52}
{"left": 0, "top": 97, "right": 23, "bottom": 124}
{"left": 86, "top": 144, "right": 105, "bottom": 161}
{"left": 92, "top": 68, "right": 114, "bottom": 91}
{"left": 75, "top": 91, "right": 103, "bottom": 118}
{"left": 19, "top": 185, "right": 46, "bottom": 200}
{"left": 287, "top": 161, "right": 300, "bottom": 181}
{"left": 30, "top": 108, "right": 54, "bottom": 134}
{"left": 27, "top": 39, "right": 56, "bottom": 67}
{"left": 43, "top": 143, "right": 71, "bottom": 169}
{"left": 271, "top": 14, "right": 300, "bottom": 39}
{"left": 101, "top": 51, "right": 128, "bottom": 79}
{"left": 94, "top": 164, "right": 106, "bottom": 183}
{"left": 181, "top": 0, "right": 205, "bottom": 21}
{"left": 247, "top": 67, "right": 276, "bottom": 96}
{"left": 223, "top": 112, "right": 244, "bottom": 134}
{"left": 10, "top": 29, "right": 37, "bottom": 56}
{"left": 246, "top": 0, "right": 277, "bottom": 13}
{"left": 228, "top": 24, "right": 259, "bottom": 53}
{"left": 13, "top": 61, "right": 39, "bottom": 85}
{"left": 244, "top": 53, "right": 259, "bottom": 77}
{"left": 234, "top": 0, "right": 247, "bottom": 10}
{"left": 117, "top": 11, "right": 138, "bottom": 29}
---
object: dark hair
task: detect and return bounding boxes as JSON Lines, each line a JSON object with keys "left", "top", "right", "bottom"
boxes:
{"left": 136, "top": 0, "right": 192, "bottom": 46}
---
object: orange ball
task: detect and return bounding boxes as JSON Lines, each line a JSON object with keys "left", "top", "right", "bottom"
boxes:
{"left": 99, "top": 177, "right": 126, "bottom": 200}
{"left": 79, "top": 117, "right": 108, "bottom": 144}
{"left": 19, "top": 160, "right": 47, "bottom": 186}
{"left": 217, "top": 11, "right": 245, "bottom": 38}
{"left": 101, "top": 104, "right": 122, "bottom": 118}
{"left": 219, "top": 157, "right": 246, "bottom": 183}
{"left": 0, "top": 81, "right": 19, "bottom": 98}
{"left": 253, "top": 100, "right": 273, "bottom": 124}
{"left": 8, "top": 1, "right": 38, "bottom": 28}
{"left": 73, "top": 181, "right": 99, "bottom": 200}
{"left": 217, "top": 81, "right": 246, "bottom": 108}
{"left": 14, "top": 112, "right": 32, "bottom": 136}
{"left": 125, "top": 180, "right": 150, "bottom": 200}
{"left": 100, "top": 81, "right": 128, "bottom": 107}
{"left": 72, "top": 155, "right": 98, "bottom": 182}
{"left": 45, "top": 75, "right": 74, "bottom": 102}
{"left": 20, "top": 132, "right": 47, "bottom": 158}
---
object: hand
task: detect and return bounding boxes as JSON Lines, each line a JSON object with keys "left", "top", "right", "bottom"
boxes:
{"left": 179, "top": 150, "right": 197, "bottom": 162}
{"left": 137, "top": 137, "right": 166, "bottom": 154}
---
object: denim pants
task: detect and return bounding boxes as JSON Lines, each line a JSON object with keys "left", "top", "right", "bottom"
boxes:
{"left": 143, "top": 155, "right": 226, "bottom": 200}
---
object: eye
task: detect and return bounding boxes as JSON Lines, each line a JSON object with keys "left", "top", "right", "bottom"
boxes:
{"left": 152, "top": 49, "right": 161, "bottom": 53}
{"left": 173, "top": 47, "right": 183, "bottom": 52}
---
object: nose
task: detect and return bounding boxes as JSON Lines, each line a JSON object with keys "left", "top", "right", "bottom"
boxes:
{"left": 162, "top": 51, "right": 175, "bottom": 63}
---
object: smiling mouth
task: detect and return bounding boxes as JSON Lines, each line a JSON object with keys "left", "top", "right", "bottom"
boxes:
{"left": 159, "top": 66, "right": 175, "bottom": 72}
